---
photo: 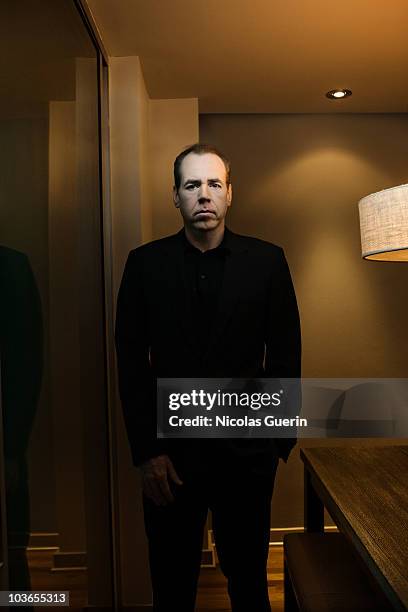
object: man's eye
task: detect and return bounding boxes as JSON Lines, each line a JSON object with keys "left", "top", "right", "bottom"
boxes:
{"left": 210, "top": 183, "right": 221, "bottom": 189}
{"left": 186, "top": 184, "right": 197, "bottom": 190}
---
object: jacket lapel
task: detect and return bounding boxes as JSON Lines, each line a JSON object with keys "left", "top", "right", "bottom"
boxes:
{"left": 161, "top": 231, "right": 197, "bottom": 354}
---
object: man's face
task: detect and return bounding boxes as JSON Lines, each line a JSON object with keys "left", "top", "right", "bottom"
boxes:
{"left": 173, "top": 153, "right": 232, "bottom": 231}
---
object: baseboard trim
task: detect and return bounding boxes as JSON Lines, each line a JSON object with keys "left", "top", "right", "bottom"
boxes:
{"left": 23, "top": 532, "right": 89, "bottom": 572}
{"left": 27, "top": 531, "right": 60, "bottom": 549}
{"left": 120, "top": 608, "right": 153, "bottom": 611}
{"left": 53, "top": 550, "right": 87, "bottom": 569}
{"left": 201, "top": 547, "right": 215, "bottom": 567}
{"left": 51, "top": 565, "right": 87, "bottom": 573}
{"left": 208, "top": 524, "right": 339, "bottom": 552}
{"left": 83, "top": 607, "right": 153, "bottom": 611}
{"left": 269, "top": 524, "right": 338, "bottom": 545}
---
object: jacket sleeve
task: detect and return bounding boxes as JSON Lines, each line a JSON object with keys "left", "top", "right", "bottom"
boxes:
{"left": 115, "top": 250, "right": 166, "bottom": 466}
{"left": 264, "top": 248, "right": 302, "bottom": 462}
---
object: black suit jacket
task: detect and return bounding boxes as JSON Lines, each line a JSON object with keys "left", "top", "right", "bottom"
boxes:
{"left": 115, "top": 227, "right": 301, "bottom": 468}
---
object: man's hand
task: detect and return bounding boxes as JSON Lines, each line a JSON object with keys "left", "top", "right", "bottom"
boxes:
{"left": 140, "top": 454, "right": 183, "bottom": 506}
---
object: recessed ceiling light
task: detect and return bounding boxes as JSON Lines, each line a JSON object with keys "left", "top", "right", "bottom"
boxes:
{"left": 326, "top": 89, "right": 352, "bottom": 99}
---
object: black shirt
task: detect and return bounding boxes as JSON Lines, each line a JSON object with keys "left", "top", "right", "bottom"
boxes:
{"left": 182, "top": 229, "right": 230, "bottom": 356}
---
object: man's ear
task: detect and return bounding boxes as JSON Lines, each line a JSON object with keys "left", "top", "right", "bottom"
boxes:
{"left": 227, "top": 183, "right": 232, "bottom": 207}
{"left": 173, "top": 185, "right": 180, "bottom": 208}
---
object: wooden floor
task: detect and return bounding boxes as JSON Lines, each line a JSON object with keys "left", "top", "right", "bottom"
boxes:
{"left": 25, "top": 544, "right": 285, "bottom": 611}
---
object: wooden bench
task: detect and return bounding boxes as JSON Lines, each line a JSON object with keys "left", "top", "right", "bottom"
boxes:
{"left": 283, "top": 532, "right": 393, "bottom": 611}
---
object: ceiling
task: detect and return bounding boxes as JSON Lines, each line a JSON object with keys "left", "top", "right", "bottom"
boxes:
{"left": 87, "top": 0, "right": 408, "bottom": 113}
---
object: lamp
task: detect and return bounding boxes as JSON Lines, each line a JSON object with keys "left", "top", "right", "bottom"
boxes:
{"left": 358, "top": 184, "right": 408, "bottom": 261}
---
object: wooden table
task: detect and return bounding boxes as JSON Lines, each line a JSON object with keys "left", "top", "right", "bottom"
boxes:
{"left": 301, "top": 445, "right": 408, "bottom": 611}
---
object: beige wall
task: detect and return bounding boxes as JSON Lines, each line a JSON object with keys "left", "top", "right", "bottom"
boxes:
{"left": 109, "top": 55, "right": 152, "bottom": 607}
{"left": 109, "top": 56, "right": 150, "bottom": 302}
{"left": 200, "top": 113, "right": 408, "bottom": 378}
{"left": 109, "top": 56, "right": 198, "bottom": 606}
{"left": 149, "top": 98, "right": 199, "bottom": 238}
{"left": 200, "top": 112, "right": 408, "bottom": 528}
{"left": 48, "top": 100, "right": 84, "bottom": 549}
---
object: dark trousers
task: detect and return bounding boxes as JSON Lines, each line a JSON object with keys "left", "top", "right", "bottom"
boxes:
{"left": 143, "top": 455, "right": 279, "bottom": 612}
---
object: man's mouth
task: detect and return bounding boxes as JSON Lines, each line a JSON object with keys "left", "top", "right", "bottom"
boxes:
{"left": 195, "top": 210, "right": 215, "bottom": 216}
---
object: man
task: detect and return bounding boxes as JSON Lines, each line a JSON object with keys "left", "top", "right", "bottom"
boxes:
{"left": 115, "top": 143, "right": 301, "bottom": 611}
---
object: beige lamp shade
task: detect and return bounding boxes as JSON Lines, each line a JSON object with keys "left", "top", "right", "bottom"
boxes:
{"left": 358, "top": 183, "right": 408, "bottom": 261}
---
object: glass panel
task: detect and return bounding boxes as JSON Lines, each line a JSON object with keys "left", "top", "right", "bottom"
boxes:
{"left": 0, "top": 1, "right": 112, "bottom": 608}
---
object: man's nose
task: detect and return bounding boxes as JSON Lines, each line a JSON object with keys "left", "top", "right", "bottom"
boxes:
{"left": 198, "top": 183, "right": 210, "bottom": 201}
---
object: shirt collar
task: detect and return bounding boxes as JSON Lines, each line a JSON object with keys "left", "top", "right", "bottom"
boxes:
{"left": 181, "top": 227, "right": 231, "bottom": 255}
